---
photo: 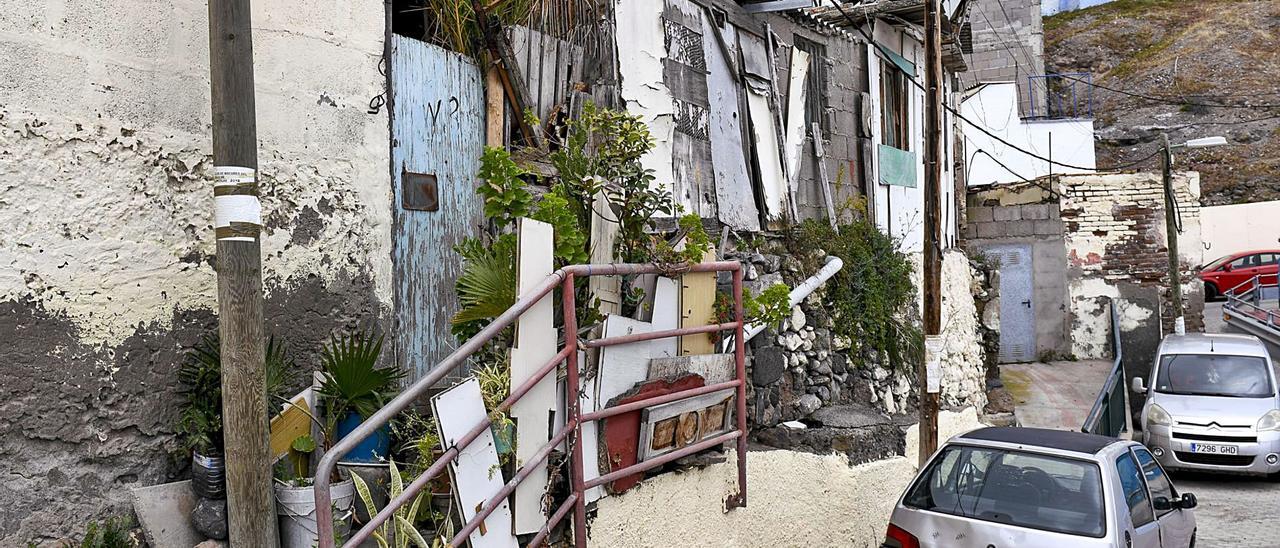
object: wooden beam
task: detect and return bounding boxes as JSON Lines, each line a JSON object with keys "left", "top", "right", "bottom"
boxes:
{"left": 207, "top": 0, "right": 276, "bottom": 543}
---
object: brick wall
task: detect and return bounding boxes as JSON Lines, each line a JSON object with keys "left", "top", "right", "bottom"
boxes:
{"left": 1060, "top": 172, "right": 1204, "bottom": 357}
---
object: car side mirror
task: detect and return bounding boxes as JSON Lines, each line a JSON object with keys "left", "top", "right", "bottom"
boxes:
{"left": 1131, "top": 377, "right": 1147, "bottom": 394}
{"left": 1223, "top": 264, "right": 1233, "bottom": 272}
{"left": 1153, "top": 496, "right": 1173, "bottom": 511}
{"left": 1180, "top": 493, "right": 1197, "bottom": 509}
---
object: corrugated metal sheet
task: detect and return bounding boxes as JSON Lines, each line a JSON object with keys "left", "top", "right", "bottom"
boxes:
{"left": 391, "top": 36, "right": 485, "bottom": 381}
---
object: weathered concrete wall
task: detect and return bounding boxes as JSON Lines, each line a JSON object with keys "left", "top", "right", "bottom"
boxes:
{"left": 961, "top": 82, "right": 1095, "bottom": 187}
{"left": 1060, "top": 172, "right": 1203, "bottom": 359}
{"left": 0, "top": 1, "right": 390, "bottom": 542}
{"left": 589, "top": 408, "right": 985, "bottom": 547}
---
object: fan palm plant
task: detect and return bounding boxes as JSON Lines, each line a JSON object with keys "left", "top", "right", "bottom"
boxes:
{"left": 319, "top": 330, "right": 404, "bottom": 461}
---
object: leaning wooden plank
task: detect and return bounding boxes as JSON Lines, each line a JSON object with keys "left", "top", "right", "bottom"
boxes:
{"left": 268, "top": 387, "right": 314, "bottom": 462}
{"left": 432, "top": 378, "right": 518, "bottom": 548}
{"left": 588, "top": 189, "right": 622, "bottom": 317}
{"left": 703, "top": 9, "right": 761, "bottom": 231}
{"left": 746, "top": 88, "right": 789, "bottom": 224}
{"left": 812, "top": 122, "right": 838, "bottom": 228}
{"left": 510, "top": 218, "right": 556, "bottom": 534}
{"left": 784, "top": 47, "right": 811, "bottom": 219}
{"left": 582, "top": 315, "right": 654, "bottom": 503}
{"left": 679, "top": 249, "right": 718, "bottom": 356}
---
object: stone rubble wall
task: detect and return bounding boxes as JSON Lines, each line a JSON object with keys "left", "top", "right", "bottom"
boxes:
{"left": 734, "top": 246, "right": 990, "bottom": 432}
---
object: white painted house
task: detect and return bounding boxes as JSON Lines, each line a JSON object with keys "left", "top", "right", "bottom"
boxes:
{"left": 962, "top": 82, "right": 1096, "bottom": 188}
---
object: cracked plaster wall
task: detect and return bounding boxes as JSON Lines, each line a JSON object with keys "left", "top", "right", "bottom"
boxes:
{"left": 0, "top": 0, "right": 390, "bottom": 542}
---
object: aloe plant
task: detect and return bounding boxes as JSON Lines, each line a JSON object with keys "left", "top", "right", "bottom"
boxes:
{"left": 351, "top": 460, "right": 432, "bottom": 548}
{"left": 318, "top": 330, "right": 403, "bottom": 427}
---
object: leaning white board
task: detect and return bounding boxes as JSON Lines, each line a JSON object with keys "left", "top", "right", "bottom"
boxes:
{"left": 432, "top": 378, "right": 518, "bottom": 548}
{"left": 580, "top": 315, "right": 653, "bottom": 503}
{"left": 650, "top": 276, "right": 680, "bottom": 359}
{"left": 783, "top": 47, "right": 811, "bottom": 204}
{"left": 510, "top": 218, "right": 557, "bottom": 534}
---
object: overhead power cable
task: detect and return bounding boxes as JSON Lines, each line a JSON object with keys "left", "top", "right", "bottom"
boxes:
{"left": 1055, "top": 73, "right": 1280, "bottom": 110}
{"left": 825, "top": 2, "right": 1206, "bottom": 173}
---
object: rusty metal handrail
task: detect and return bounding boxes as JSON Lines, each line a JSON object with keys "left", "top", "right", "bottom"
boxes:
{"left": 314, "top": 261, "right": 747, "bottom": 548}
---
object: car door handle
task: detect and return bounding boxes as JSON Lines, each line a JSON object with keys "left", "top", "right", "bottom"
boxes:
{"left": 1021, "top": 300, "right": 1031, "bottom": 308}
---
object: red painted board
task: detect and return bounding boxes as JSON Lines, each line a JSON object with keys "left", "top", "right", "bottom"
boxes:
{"left": 601, "top": 374, "right": 705, "bottom": 494}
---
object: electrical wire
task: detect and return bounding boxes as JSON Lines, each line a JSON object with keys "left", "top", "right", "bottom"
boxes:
{"left": 825, "top": 1, "right": 1211, "bottom": 173}
{"left": 1055, "top": 73, "right": 1280, "bottom": 110}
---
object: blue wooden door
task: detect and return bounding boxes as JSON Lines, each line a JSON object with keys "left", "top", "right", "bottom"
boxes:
{"left": 392, "top": 36, "right": 485, "bottom": 381}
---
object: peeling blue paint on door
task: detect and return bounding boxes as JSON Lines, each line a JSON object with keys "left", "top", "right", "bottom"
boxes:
{"left": 392, "top": 36, "right": 485, "bottom": 381}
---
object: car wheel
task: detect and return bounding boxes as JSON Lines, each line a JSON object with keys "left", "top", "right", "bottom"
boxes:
{"left": 1204, "top": 282, "right": 1219, "bottom": 301}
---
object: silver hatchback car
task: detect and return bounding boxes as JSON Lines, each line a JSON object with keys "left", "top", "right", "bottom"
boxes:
{"left": 885, "top": 427, "right": 1197, "bottom": 548}
{"left": 1132, "top": 333, "right": 1280, "bottom": 475}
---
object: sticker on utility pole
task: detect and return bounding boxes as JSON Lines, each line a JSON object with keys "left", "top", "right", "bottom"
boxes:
{"left": 213, "top": 166, "right": 261, "bottom": 242}
{"left": 925, "top": 336, "right": 944, "bottom": 394}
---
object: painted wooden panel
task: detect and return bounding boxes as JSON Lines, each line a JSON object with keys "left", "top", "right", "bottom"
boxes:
{"left": 510, "top": 218, "right": 556, "bottom": 534}
{"left": 678, "top": 249, "right": 717, "bottom": 356}
{"left": 650, "top": 276, "right": 680, "bottom": 359}
{"left": 391, "top": 36, "right": 486, "bottom": 381}
{"left": 740, "top": 31, "right": 789, "bottom": 225}
{"left": 703, "top": 13, "right": 760, "bottom": 232}
{"left": 582, "top": 315, "right": 653, "bottom": 503}
{"left": 784, "top": 48, "right": 811, "bottom": 196}
{"left": 432, "top": 379, "right": 518, "bottom": 548}
{"left": 664, "top": 0, "right": 716, "bottom": 218}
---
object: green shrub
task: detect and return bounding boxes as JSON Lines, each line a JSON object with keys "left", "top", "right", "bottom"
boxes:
{"left": 788, "top": 219, "right": 922, "bottom": 372}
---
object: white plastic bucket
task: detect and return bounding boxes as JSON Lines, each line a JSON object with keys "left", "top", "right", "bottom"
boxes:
{"left": 275, "top": 479, "right": 355, "bottom": 548}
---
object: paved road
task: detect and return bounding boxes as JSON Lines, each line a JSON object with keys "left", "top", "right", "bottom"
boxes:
{"left": 1179, "top": 300, "right": 1280, "bottom": 547}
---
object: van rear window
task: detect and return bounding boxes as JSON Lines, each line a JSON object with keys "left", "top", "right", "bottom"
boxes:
{"left": 904, "top": 445, "right": 1106, "bottom": 538}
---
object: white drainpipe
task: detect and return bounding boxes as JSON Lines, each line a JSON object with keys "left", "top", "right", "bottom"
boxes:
{"left": 726, "top": 255, "right": 844, "bottom": 351}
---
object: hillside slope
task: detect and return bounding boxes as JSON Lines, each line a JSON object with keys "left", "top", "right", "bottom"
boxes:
{"left": 1044, "top": 0, "right": 1280, "bottom": 205}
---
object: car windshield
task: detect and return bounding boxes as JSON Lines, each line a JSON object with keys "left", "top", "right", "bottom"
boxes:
{"left": 1203, "top": 254, "right": 1233, "bottom": 271}
{"left": 904, "top": 445, "right": 1105, "bottom": 538}
{"left": 1155, "top": 354, "right": 1275, "bottom": 398}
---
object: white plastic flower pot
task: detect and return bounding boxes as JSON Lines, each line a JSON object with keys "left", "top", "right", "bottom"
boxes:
{"left": 275, "top": 479, "right": 355, "bottom": 548}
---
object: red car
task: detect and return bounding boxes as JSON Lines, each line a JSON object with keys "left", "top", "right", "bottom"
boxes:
{"left": 1198, "top": 249, "right": 1280, "bottom": 300}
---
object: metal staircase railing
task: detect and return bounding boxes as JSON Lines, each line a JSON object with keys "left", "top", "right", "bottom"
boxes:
{"left": 1224, "top": 273, "right": 1280, "bottom": 340}
{"left": 1082, "top": 299, "right": 1126, "bottom": 437}
{"left": 313, "top": 261, "right": 749, "bottom": 548}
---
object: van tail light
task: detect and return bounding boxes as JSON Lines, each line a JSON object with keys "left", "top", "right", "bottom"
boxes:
{"left": 883, "top": 523, "right": 921, "bottom": 548}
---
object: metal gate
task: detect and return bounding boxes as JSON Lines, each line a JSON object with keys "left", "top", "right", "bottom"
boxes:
{"left": 391, "top": 36, "right": 486, "bottom": 380}
{"left": 988, "top": 245, "right": 1035, "bottom": 363}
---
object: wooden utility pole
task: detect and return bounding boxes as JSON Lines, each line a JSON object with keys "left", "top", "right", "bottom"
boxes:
{"left": 1161, "top": 133, "right": 1185, "bottom": 335}
{"left": 208, "top": 0, "right": 277, "bottom": 544}
{"left": 919, "top": 0, "right": 944, "bottom": 467}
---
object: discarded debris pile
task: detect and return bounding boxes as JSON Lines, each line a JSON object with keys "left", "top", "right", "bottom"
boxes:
{"left": 753, "top": 405, "right": 909, "bottom": 465}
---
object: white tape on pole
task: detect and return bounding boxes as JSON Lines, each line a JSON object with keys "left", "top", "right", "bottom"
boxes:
{"left": 213, "top": 166, "right": 260, "bottom": 242}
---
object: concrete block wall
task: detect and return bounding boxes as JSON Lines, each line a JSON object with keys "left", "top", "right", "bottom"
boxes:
{"left": 962, "top": 0, "right": 1046, "bottom": 116}
{"left": 765, "top": 15, "right": 868, "bottom": 222}
{"left": 965, "top": 201, "right": 1072, "bottom": 359}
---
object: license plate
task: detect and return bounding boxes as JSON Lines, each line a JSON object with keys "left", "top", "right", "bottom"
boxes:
{"left": 1190, "top": 443, "right": 1239, "bottom": 454}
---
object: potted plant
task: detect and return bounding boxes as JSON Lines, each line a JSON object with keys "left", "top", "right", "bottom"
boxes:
{"left": 274, "top": 431, "right": 357, "bottom": 548}
{"left": 176, "top": 334, "right": 292, "bottom": 500}
{"left": 318, "top": 330, "right": 404, "bottom": 463}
